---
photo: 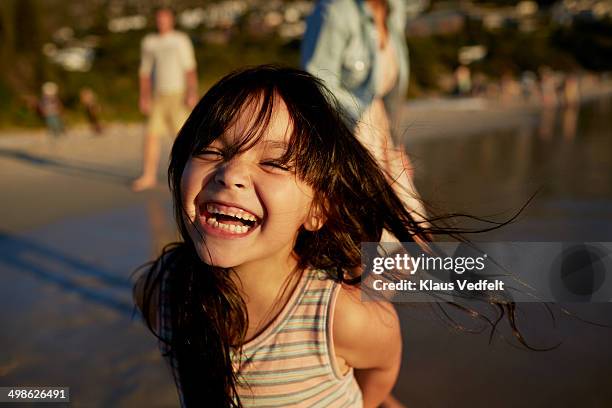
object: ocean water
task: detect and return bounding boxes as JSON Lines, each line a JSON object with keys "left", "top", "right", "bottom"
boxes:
{"left": 399, "top": 97, "right": 612, "bottom": 407}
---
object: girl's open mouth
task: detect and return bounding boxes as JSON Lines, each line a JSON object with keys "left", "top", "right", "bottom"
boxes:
{"left": 198, "top": 202, "right": 261, "bottom": 236}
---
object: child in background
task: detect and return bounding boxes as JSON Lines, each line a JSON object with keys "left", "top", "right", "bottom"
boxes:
{"left": 79, "top": 88, "right": 103, "bottom": 135}
{"left": 133, "top": 66, "right": 518, "bottom": 408}
{"left": 38, "top": 82, "right": 64, "bottom": 138}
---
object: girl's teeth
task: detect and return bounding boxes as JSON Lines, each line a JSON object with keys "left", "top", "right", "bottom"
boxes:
{"left": 206, "top": 203, "right": 257, "bottom": 222}
{"left": 205, "top": 215, "right": 250, "bottom": 234}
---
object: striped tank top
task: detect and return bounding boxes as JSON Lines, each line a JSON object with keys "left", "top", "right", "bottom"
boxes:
{"left": 159, "top": 269, "right": 363, "bottom": 407}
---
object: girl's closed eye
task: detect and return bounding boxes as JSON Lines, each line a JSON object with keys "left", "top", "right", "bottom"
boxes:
{"left": 260, "top": 159, "right": 292, "bottom": 172}
{"left": 195, "top": 148, "right": 224, "bottom": 160}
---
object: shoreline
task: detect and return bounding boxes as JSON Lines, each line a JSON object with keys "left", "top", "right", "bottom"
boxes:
{"left": 3, "top": 82, "right": 612, "bottom": 148}
{"left": 400, "top": 82, "right": 612, "bottom": 144}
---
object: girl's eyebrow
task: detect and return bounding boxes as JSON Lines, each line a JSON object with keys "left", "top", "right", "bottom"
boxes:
{"left": 261, "top": 140, "right": 288, "bottom": 148}
{"left": 258, "top": 141, "right": 289, "bottom": 150}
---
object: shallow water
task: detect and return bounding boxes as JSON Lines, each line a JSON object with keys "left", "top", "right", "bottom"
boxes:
{"left": 407, "top": 97, "right": 612, "bottom": 241}
{"left": 399, "top": 97, "right": 612, "bottom": 407}
{"left": 0, "top": 98, "right": 611, "bottom": 407}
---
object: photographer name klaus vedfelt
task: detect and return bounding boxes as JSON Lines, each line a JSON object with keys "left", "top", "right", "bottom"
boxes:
{"left": 372, "top": 279, "right": 505, "bottom": 292}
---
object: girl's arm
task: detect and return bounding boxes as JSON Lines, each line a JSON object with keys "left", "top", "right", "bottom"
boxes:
{"left": 333, "top": 285, "right": 403, "bottom": 408}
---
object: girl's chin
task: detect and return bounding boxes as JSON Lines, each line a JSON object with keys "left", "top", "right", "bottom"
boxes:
{"left": 195, "top": 249, "right": 241, "bottom": 269}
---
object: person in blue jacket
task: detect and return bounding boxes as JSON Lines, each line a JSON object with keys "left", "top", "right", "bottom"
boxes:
{"left": 302, "top": 0, "right": 427, "bottom": 236}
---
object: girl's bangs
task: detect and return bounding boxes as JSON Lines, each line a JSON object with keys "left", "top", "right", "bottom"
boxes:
{"left": 190, "top": 86, "right": 307, "bottom": 173}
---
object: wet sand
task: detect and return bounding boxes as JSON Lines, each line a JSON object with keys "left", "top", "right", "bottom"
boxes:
{"left": 0, "top": 124, "right": 179, "bottom": 407}
{"left": 1, "top": 95, "right": 612, "bottom": 407}
{"left": 396, "top": 95, "right": 612, "bottom": 407}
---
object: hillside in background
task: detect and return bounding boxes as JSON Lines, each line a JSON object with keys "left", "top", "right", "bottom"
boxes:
{"left": 1, "top": 0, "right": 610, "bottom": 128}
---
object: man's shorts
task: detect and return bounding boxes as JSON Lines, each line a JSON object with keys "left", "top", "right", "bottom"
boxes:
{"left": 147, "top": 93, "right": 189, "bottom": 138}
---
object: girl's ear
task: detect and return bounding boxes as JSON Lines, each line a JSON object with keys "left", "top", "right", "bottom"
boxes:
{"left": 304, "top": 202, "right": 327, "bottom": 232}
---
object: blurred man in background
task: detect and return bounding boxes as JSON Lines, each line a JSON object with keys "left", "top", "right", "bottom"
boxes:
{"left": 132, "top": 7, "right": 198, "bottom": 192}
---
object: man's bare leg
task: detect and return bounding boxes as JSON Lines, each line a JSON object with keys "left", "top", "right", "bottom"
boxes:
{"left": 132, "top": 131, "right": 160, "bottom": 191}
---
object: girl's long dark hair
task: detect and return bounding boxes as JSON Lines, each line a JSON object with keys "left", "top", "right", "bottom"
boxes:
{"left": 133, "top": 65, "right": 530, "bottom": 407}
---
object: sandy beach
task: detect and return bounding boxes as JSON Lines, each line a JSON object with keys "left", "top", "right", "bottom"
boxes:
{"left": 1, "top": 92, "right": 612, "bottom": 407}
{"left": 0, "top": 123, "right": 179, "bottom": 406}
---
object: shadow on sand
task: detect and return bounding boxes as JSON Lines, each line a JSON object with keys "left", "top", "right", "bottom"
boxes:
{"left": 0, "top": 231, "right": 135, "bottom": 317}
{"left": 0, "top": 148, "right": 132, "bottom": 184}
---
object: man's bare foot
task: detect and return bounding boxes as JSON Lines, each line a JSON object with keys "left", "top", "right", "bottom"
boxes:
{"left": 131, "top": 176, "right": 157, "bottom": 192}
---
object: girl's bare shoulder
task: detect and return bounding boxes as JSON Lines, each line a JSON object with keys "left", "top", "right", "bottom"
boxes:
{"left": 332, "top": 283, "right": 401, "bottom": 370}
{"left": 134, "top": 246, "right": 185, "bottom": 332}
{"left": 133, "top": 270, "right": 161, "bottom": 332}
{"left": 133, "top": 250, "right": 179, "bottom": 333}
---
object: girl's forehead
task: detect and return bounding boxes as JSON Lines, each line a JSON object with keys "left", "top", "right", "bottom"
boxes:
{"left": 218, "top": 96, "right": 293, "bottom": 148}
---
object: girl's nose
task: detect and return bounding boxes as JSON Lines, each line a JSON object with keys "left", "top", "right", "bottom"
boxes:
{"left": 213, "top": 160, "right": 251, "bottom": 189}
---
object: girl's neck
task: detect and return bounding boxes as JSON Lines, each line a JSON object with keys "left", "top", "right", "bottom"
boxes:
{"left": 229, "top": 251, "right": 303, "bottom": 343}
{"left": 230, "top": 253, "right": 298, "bottom": 295}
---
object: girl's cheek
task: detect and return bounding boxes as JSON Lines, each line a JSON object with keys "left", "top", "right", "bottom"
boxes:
{"left": 180, "top": 162, "right": 199, "bottom": 219}
{"left": 181, "top": 160, "right": 216, "bottom": 220}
